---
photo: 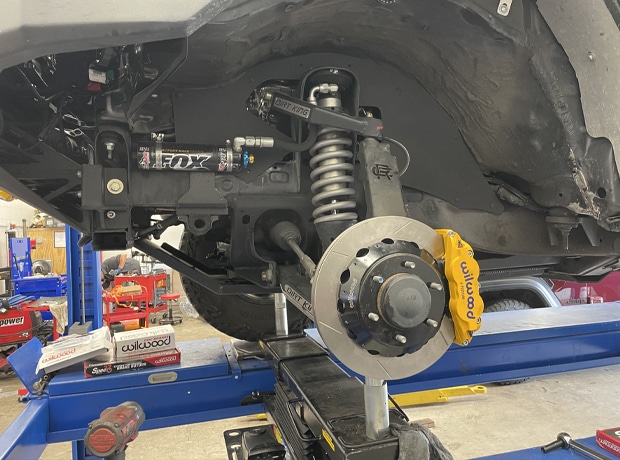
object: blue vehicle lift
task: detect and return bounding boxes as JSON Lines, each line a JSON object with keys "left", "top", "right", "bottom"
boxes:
{"left": 1, "top": 228, "right": 619, "bottom": 459}
{"left": 65, "top": 226, "right": 102, "bottom": 329}
{"left": 1, "top": 305, "right": 619, "bottom": 459}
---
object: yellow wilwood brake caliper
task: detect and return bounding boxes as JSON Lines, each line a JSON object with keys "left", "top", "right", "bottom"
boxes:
{"left": 437, "top": 229, "right": 484, "bottom": 346}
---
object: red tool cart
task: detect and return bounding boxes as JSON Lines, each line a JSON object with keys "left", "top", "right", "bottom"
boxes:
{"left": 104, "top": 273, "right": 169, "bottom": 328}
{"left": 102, "top": 286, "right": 149, "bottom": 329}
{"left": 114, "top": 273, "right": 168, "bottom": 305}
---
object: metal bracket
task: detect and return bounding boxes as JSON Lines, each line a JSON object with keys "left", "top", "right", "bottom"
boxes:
{"left": 497, "top": 0, "right": 512, "bottom": 16}
{"left": 358, "top": 138, "right": 407, "bottom": 218}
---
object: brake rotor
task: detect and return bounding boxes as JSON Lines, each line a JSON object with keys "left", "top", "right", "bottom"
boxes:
{"left": 312, "top": 216, "right": 455, "bottom": 380}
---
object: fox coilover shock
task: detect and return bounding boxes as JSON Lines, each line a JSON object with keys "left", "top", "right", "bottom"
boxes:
{"left": 307, "top": 85, "right": 358, "bottom": 224}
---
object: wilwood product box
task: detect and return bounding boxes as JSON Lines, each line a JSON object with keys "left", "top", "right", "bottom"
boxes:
{"left": 114, "top": 324, "right": 175, "bottom": 359}
{"left": 597, "top": 427, "right": 620, "bottom": 458}
{"left": 84, "top": 348, "right": 181, "bottom": 378}
{"left": 37, "top": 327, "right": 113, "bottom": 374}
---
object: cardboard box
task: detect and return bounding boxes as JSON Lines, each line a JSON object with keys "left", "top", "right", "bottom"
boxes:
{"left": 37, "top": 327, "right": 113, "bottom": 374}
{"left": 597, "top": 427, "right": 620, "bottom": 458}
{"left": 84, "top": 348, "right": 181, "bottom": 378}
{"left": 120, "top": 284, "right": 143, "bottom": 295}
{"left": 114, "top": 324, "right": 175, "bottom": 359}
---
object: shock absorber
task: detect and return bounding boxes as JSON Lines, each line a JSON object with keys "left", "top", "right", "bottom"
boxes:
{"left": 308, "top": 84, "right": 358, "bottom": 224}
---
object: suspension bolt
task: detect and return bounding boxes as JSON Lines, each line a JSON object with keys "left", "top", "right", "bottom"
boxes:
{"left": 395, "top": 334, "right": 407, "bottom": 344}
{"left": 106, "top": 211, "right": 116, "bottom": 219}
{"left": 403, "top": 261, "right": 416, "bottom": 269}
{"left": 372, "top": 275, "right": 384, "bottom": 284}
{"left": 468, "top": 250, "right": 473, "bottom": 257}
{"left": 106, "top": 179, "right": 124, "bottom": 195}
{"left": 429, "top": 282, "right": 443, "bottom": 291}
{"left": 368, "top": 312, "right": 380, "bottom": 322}
{"left": 425, "top": 318, "right": 439, "bottom": 328}
{"left": 261, "top": 270, "right": 273, "bottom": 282}
{"left": 104, "top": 141, "right": 116, "bottom": 160}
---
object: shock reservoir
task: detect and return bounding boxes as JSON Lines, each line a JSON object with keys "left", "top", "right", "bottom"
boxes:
{"left": 137, "top": 140, "right": 254, "bottom": 172}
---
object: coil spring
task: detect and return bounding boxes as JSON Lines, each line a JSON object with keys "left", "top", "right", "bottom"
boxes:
{"left": 309, "top": 126, "right": 358, "bottom": 224}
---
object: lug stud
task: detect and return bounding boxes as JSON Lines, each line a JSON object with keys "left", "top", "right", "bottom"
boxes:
{"left": 425, "top": 318, "right": 439, "bottom": 328}
{"left": 372, "top": 275, "right": 384, "bottom": 283}
{"left": 403, "top": 261, "right": 416, "bottom": 269}
{"left": 395, "top": 334, "right": 407, "bottom": 344}
{"left": 429, "top": 282, "right": 443, "bottom": 291}
{"left": 368, "top": 313, "right": 380, "bottom": 322}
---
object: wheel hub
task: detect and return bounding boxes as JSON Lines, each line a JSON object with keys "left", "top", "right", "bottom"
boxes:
{"left": 338, "top": 240, "right": 445, "bottom": 357}
{"left": 378, "top": 273, "right": 430, "bottom": 329}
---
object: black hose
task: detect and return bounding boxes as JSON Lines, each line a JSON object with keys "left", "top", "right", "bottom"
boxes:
{"left": 273, "top": 124, "right": 318, "bottom": 152}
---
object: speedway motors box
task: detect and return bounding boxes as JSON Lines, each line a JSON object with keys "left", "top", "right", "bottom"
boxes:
{"left": 114, "top": 324, "right": 175, "bottom": 359}
{"left": 597, "top": 427, "right": 620, "bottom": 458}
{"left": 84, "top": 347, "right": 181, "bottom": 378}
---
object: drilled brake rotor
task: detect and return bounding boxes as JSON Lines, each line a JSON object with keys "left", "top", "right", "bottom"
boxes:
{"left": 312, "top": 216, "right": 455, "bottom": 380}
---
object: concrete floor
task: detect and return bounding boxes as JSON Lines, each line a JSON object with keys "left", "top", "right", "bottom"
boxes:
{"left": 1, "top": 313, "right": 619, "bottom": 459}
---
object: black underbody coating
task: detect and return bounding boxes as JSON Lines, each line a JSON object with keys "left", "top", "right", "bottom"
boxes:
{"left": 1, "top": 0, "right": 620, "bottom": 306}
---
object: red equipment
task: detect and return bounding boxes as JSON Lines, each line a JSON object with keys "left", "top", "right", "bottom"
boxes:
{"left": 84, "top": 401, "right": 145, "bottom": 459}
{"left": 0, "top": 302, "right": 51, "bottom": 374}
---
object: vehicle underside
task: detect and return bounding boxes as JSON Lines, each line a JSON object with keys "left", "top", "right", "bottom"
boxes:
{"left": 1, "top": 0, "right": 620, "bottom": 355}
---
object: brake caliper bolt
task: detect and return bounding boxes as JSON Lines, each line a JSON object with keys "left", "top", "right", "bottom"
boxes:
{"left": 429, "top": 282, "right": 443, "bottom": 291}
{"left": 425, "top": 318, "right": 439, "bottom": 328}
{"left": 403, "top": 261, "right": 416, "bottom": 269}
{"left": 372, "top": 275, "right": 384, "bottom": 284}
{"left": 368, "top": 313, "right": 380, "bottom": 322}
{"left": 395, "top": 334, "right": 407, "bottom": 344}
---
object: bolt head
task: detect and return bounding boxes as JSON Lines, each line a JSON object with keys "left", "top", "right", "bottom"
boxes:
{"left": 106, "top": 179, "right": 124, "bottom": 195}
{"left": 500, "top": 3, "right": 508, "bottom": 13}
{"left": 106, "top": 211, "right": 116, "bottom": 219}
